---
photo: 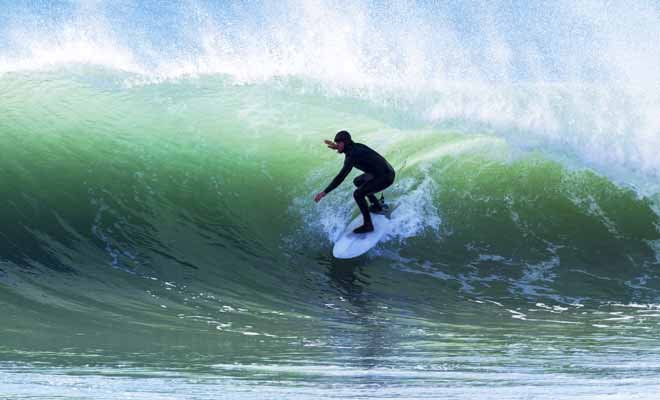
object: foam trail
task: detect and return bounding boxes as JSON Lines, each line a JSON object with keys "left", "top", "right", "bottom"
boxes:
{"left": 387, "top": 175, "right": 442, "bottom": 242}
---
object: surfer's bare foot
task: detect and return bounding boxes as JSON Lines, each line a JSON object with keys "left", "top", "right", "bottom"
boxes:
{"left": 353, "top": 224, "right": 374, "bottom": 234}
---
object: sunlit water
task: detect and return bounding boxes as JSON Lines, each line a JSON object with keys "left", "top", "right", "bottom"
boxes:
{"left": 1, "top": 1, "right": 660, "bottom": 398}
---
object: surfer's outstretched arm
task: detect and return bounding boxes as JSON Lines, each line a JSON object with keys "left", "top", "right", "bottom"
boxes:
{"left": 323, "top": 158, "right": 353, "bottom": 194}
{"left": 314, "top": 158, "right": 354, "bottom": 203}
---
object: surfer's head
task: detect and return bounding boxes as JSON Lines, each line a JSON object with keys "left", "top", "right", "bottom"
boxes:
{"left": 334, "top": 130, "right": 353, "bottom": 153}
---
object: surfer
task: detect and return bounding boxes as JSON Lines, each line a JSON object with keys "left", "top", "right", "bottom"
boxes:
{"left": 314, "top": 131, "right": 395, "bottom": 233}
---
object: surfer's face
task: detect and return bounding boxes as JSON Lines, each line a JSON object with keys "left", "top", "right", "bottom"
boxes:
{"left": 336, "top": 141, "right": 346, "bottom": 153}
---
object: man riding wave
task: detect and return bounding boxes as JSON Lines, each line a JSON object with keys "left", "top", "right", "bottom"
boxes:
{"left": 314, "top": 131, "right": 396, "bottom": 233}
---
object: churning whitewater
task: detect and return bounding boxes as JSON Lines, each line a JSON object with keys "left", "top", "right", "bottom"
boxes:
{"left": 1, "top": 1, "right": 660, "bottom": 399}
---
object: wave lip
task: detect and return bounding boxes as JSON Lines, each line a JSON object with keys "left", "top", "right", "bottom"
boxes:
{"left": 1, "top": 1, "right": 659, "bottom": 195}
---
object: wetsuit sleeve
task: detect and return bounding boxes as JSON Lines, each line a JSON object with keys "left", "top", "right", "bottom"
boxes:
{"left": 324, "top": 157, "right": 353, "bottom": 194}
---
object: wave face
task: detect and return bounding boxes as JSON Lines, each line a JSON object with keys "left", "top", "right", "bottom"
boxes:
{"left": 1, "top": 1, "right": 660, "bottom": 398}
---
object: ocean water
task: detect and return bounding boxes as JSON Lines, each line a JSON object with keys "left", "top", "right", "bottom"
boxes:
{"left": 1, "top": 1, "right": 660, "bottom": 399}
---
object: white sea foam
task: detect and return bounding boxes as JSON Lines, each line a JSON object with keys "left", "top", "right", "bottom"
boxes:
{"left": 1, "top": 0, "right": 658, "bottom": 201}
{"left": 386, "top": 175, "right": 442, "bottom": 242}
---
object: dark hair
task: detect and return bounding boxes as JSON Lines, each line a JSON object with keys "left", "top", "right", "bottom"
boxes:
{"left": 334, "top": 130, "right": 352, "bottom": 144}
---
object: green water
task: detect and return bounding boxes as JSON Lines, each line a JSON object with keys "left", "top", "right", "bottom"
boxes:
{"left": 1, "top": 69, "right": 660, "bottom": 399}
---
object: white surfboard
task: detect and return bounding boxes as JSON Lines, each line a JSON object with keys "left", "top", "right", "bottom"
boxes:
{"left": 332, "top": 213, "right": 392, "bottom": 259}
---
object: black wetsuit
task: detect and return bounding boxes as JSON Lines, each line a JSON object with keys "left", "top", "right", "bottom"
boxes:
{"left": 324, "top": 142, "right": 395, "bottom": 224}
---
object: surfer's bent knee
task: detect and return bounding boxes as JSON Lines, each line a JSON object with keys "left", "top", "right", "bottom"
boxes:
{"left": 353, "top": 173, "right": 372, "bottom": 187}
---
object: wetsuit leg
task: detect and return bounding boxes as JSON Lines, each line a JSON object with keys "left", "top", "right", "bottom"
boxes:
{"left": 353, "top": 189, "right": 373, "bottom": 228}
{"left": 353, "top": 173, "right": 395, "bottom": 230}
{"left": 353, "top": 174, "right": 379, "bottom": 205}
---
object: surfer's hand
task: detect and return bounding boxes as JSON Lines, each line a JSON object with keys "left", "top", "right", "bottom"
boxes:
{"left": 314, "top": 192, "right": 326, "bottom": 203}
{"left": 324, "top": 140, "right": 337, "bottom": 150}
